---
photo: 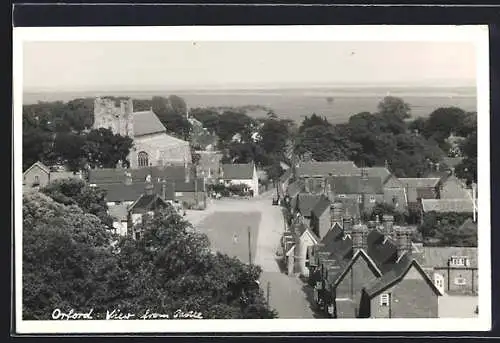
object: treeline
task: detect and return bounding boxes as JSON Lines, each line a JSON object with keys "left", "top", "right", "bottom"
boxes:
{"left": 24, "top": 179, "right": 278, "bottom": 319}
{"left": 294, "top": 96, "right": 477, "bottom": 183}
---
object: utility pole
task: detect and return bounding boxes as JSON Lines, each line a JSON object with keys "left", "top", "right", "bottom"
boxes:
{"left": 248, "top": 226, "right": 252, "bottom": 265}
{"left": 266, "top": 281, "right": 271, "bottom": 308}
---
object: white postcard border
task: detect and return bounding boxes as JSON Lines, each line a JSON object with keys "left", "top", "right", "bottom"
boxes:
{"left": 13, "top": 25, "right": 491, "bottom": 334}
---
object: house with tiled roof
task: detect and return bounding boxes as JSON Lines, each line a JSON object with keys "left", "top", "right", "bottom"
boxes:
{"left": 23, "top": 161, "right": 83, "bottom": 189}
{"left": 88, "top": 165, "right": 195, "bottom": 186}
{"left": 295, "top": 161, "right": 361, "bottom": 194}
{"left": 310, "top": 195, "right": 332, "bottom": 239}
{"left": 195, "top": 151, "right": 223, "bottom": 183}
{"left": 414, "top": 243, "right": 478, "bottom": 296}
{"left": 308, "top": 215, "right": 441, "bottom": 318}
{"left": 294, "top": 193, "right": 324, "bottom": 222}
{"left": 326, "top": 175, "right": 384, "bottom": 213}
{"left": 93, "top": 97, "right": 191, "bottom": 169}
{"left": 285, "top": 221, "right": 320, "bottom": 277}
{"left": 421, "top": 199, "right": 475, "bottom": 214}
{"left": 399, "top": 177, "right": 441, "bottom": 212}
{"left": 219, "top": 162, "right": 259, "bottom": 196}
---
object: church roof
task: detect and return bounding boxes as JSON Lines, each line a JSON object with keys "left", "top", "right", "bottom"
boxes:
{"left": 133, "top": 110, "right": 166, "bottom": 136}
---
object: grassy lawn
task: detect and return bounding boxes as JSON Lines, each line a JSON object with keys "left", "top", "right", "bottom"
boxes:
{"left": 196, "top": 211, "right": 262, "bottom": 264}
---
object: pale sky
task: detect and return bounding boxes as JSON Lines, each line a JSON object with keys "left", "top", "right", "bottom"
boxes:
{"left": 23, "top": 41, "right": 477, "bottom": 91}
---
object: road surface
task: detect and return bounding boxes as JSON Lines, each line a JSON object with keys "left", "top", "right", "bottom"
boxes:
{"left": 188, "top": 190, "right": 316, "bottom": 318}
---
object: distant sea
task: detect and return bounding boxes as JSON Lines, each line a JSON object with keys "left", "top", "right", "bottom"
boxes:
{"left": 23, "top": 86, "right": 477, "bottom": 125}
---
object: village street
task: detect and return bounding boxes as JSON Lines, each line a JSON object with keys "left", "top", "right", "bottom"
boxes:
{"left": 185, "top": 190, "right": 316, "bottom": 319}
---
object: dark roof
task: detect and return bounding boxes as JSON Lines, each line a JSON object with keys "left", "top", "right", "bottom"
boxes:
{"left": 172, "top": 178, "right": 205, "bottom": 192}
{"left": 280, "top": 168, "right": 293, "bottom": 183}
{"left": 415, "top": 246, "right": 478, "bottom": 269}
{"left": 133, "top": 110, "right": 166, "bottom": 136}
{"left": 383, "top": 188, "right": 408, "bottom": 211}
{"left": 363, "top": 258, "right": 441, "bottom": 298}
{"left": 339, "top": 198, "right": 361, "bottom": 219}
{"left": 426, "top": 171, "right": 452, "bottom": 181}
{"left": 100, "top": 182, "right": 174, "bottom": 202}
{"left": 296, "top": 193, "right": 323, "bottom": 217}
{"left": 130, "top": 194, "right": 170, "bottom": 212}
{"left": 221, "top": 162, "right": 255, "bottom": 180}
{"left": 326, "top": 176, "right": 384, "bottom": 194}
{"left": 286, "top": 180, "right": 305, "bottom": 198}
{"left": 296, "top": 161, "right": 361, "bottom": 178}
{"left": 399, "top": 178, "right": 441, "bottom": 189}
{"left": 364, "top": 167, "right": 392, "bottom": 184}
{"left": 312, "top": 196, "right": 331, "bottom": 217}
{"left": 88, "top": 166, "right": 194, "bottom": 185}
{"left": 24, "top": 161, "right": 50, "bottom": 175}
{"left": 416, "top": 187, "right": 437, "bottom": 200}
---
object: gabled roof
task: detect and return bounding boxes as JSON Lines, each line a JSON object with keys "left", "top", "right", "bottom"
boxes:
{"left": 220, "top": 162, "right": 255, "bottom": 180}
{"left": 133, "top": 110, "right": 166, "bottom": 136}
{"left": 399, "top": 178, "right": 441, "bottom": 189}
{"left": 312, "top": 196, "right": 330, "bottom": 217}
{"left": 421, "top": 199, "right": 474, "bottom": 213}
{"left": 100, "top": 182, "right": 174, "bottom": 202}
{"left": 327, "top": 176, "right": 384, "bottom": 194}
{"left": 296, "top": 161, "right": 361, "bottom": 178}
{"left": 383, "top": 188, "right": 408, "bottom": 210}
{"left": 24, "top": 161, "right": 50, "bottom": 175}
{"left": 333, "top": 249, "right": 383, "bottom": 286}
{"left": 296, "top": 193, "right": 323, "bottom": 217}
{"left": 172, "top": 178, "right": 205, "bottom": 192}
{"left": 364, "top": 167, "right": 392, "bottom": 184}
{"left": 339, "top": 198, "right": 361, "bottom": 219}
{"left": 280, "top": 168, "right": 293, "bottom": 183}
{"left": 363, "top": 258, "right": 441, "bottom": 298}
{"left": 416, "top": 187, "right": 438, "bottom": 200}
{"left": 426, "top": 171, "right": 452, "bottom": 181}
{"left": 49, "top": 171, "right": 81, "bottom": 182}
{"left": 414, "top": 245, "right": 478, "bottom": 269}
{"left": 129, "top": 193, "right": 171, "bottom": 212}
{"left": 286, "top": 180, "right": 305, "bottom": 198}
{"left": 108, "top": 203, "right": 129, "bottom": 221}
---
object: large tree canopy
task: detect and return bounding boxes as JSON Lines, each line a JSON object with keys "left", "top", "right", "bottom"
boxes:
{"left": 23, "top": 192, "right": 278, "bottom": 320}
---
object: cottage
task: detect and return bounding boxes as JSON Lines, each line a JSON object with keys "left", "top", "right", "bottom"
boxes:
{"left": 326, "top": 175, "right": 384, "bottom": 213}
{"left": 23, "top": 161, "right": 83, "bottom": 189}
{"left": 399, "top": 177, "right": 441, "bottom": 211}
{"left": 365, "top": 167, "right": 408, "bottom": 211}
{"left": 308, "top": 215, "right": 441, "bottom": 318}
{"left": 294, "top": 193, "right": 324, "bottom": 221}
{"left": 195, "top": 151, "right": 223, "bottom": 183}
{"left": 295, "top": 161, "right": 361, "bottom": 194}
{"left": 220, "top": 162, "right": 259, "bottom": 196}
{"left": 414, "top": 243, "right": 478, "bottom": 296}
{"left": 310, "top": 196, "right": 332, "bottom": 239}
{"left": 171, "top": 177, "right": 207, "bottom": 210}
{"left": 285, "top": 221, "right": 320, "bottom": 277}
{"left": 128, "top": 182, "right": 174, "bottom": 240}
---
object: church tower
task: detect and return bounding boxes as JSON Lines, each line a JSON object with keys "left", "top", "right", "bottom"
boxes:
{"left": 93, "top": 97, "right": 134, "bottom": 138}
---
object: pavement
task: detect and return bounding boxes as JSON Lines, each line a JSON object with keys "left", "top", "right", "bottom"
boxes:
{"left": 186, "top": 190, "right": 316, "bottom": 318}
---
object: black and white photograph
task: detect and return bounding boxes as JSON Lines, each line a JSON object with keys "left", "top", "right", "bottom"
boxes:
{"left": 13, "top": 25, "right": 490, "bottom": 333}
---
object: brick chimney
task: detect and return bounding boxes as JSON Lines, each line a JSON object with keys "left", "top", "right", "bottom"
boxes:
{"left": 393, "top": 226, "right": 413, "bottom": 259}
{"left": 330, "top": 201, "right": 344, "bottom": 226}
{"left": 352, "top": 224, "right": 369, "bottom": 252}
{"left": 124, "top": 171, "right": 132, "bottom": 185}
{"left": 382, "top": 214, "right": 394, "bottom": 236}
{"left": 342, "top": 216, "right": 353, "bottom": 236}
{"left": 144, "top": 174, "right": 154, "bottom": 196}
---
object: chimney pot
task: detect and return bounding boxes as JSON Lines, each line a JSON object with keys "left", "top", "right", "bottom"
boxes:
{"left": 352, "top": 224, "right": 369, "bottom": 251}
{"left": 393, "top": 226, "right": 413, "bottom": 258}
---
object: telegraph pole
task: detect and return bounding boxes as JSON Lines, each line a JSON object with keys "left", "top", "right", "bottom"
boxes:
{"left": 248, "top": 226, "right": 252, "bottom": 265}
{"left": 266, "top": 281, "right": 271, "bottom": 308}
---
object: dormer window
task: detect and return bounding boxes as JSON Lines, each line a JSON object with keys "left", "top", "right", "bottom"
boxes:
{"left": 380, "top": 293, "right": 390, "bottom": 307}
{"left": 450, "top": 256, "right": 469, "bottom": 267}
{"left": 369, "top": 195, "right": 376, "bottom": 203}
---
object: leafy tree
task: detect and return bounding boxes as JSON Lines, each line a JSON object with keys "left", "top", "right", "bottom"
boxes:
{"left": 84, "top": 128, "right": 134, "bottom": 169}
{"left": 377, "top": 96, "right": 411, "bottom": 119}
{"left": 190, "top": 108, "right": 220, "bottom": 134}
{"left": 455, "top": 127, "right": 477, "bottom": 185}
{"left": 216, "top": 111, "right": 256, "bottom": 143}
{"left": 40, "top": 178, "right": 113, "bottom": 226}
{"left": 421, "top": 107, "right": 468, "bottom": 147}
{"left": 419, "top": 211, "right": 476, "bottom": 247}
{"left": 298, "top": 113, "right": 332, "bottom": 133}
{"left": 361, "top": 202, "right": 407, "bottom": 225}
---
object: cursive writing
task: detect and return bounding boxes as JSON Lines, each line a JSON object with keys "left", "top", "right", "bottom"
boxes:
{"left": 52, "top": 308, "right": 94, "bottom": 320}
{"left": 173, "top": 309, "right": 203, "bottom": 319}
{"left": 139, "top": 309, "right": 171, "bottom": 320}
{"left": 106, "top": 309, "right": 135, "bottom": 320}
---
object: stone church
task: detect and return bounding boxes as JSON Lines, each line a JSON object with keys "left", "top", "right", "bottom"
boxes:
{"left": 93, "top": 97, "right": 192, "bottom": 169}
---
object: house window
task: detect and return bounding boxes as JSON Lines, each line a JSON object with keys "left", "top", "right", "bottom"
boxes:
{"left": 134, "top": 231, "right": 142, "bottom": 240}
{"left": 369, "top": 195, "right": 376, "bottom": 203}
{"left": 138, "top": 151, "right": 149, "bottom": 167}
{"left": 380, "top": 293, "right": 390, "bottom": 307}
{"left": 338, "top": 194, "right": 346, "bottom": 198}
{"left": 358, "top": 195, "right": 362, "bottom": 204}
{"left": 450, "top": 256, "right": 468, "bottom": 267}
{"left": 454, "top": 277, "right": 467, "bottom": 286}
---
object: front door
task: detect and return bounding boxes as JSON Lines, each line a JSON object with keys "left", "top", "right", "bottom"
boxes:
{"left": 434, "top": 273, "right": 445, "bottom": 295}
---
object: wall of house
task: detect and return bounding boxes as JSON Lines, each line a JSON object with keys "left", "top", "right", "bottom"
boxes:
{"left": 23, "top": 166, "right": 50, "bottom": 188}
{"left": 128, "top": 133, "right": 191, "bottom": 169}
{"left": 361, "top": 194, "right": 385, "bottom": 212}
{"left": 112, "top": 221, "right": 128, "bottom": 236}
{"left": 226, "top": 178, "right": 258, "bottom": 196}
{"left": 294, "top": 232, "right": 316, "bottom": 277}
{"left": 435, "top": 267, "right": 478, "bottom": 295}
{"left": 370, "top": 265, "right": 439, "bottom": 318}
{"left": 335, "top": 255, "right": 380, "bottom": 318}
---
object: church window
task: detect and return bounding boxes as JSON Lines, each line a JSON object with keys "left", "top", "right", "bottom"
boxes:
{"left": 138, "top": 151, "right": 149, "bottom": 167}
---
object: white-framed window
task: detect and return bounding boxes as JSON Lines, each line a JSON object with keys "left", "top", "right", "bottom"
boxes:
{"left": 315, "top": 281, "right": 322, "bottom": 290}
{"left": 358, "top": 195, "right": 362, "bottom": 204}
{"left": 34, "top": 175, "right": 40, "bottom": 184}
{"left": 380, "top": 293, "right": 390, "bottom": 307}
{"left": 454, "top": 277, "right": 467, "bottom": 286}
{"left": 175, "top": 192, "right": 184, "bottom": 196}
{"left": 450, "top": 256, "right": 468, "bottom": 267}
{"left": 338, "top": 194, "right": 346, "bottom": 198}
{"left": 369, "top": 195, "right": 376, "bottom": 203}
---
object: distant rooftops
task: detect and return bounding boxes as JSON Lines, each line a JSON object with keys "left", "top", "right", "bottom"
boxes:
{"left": 296, "top": 161, "right": 361, "bottom": 178}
